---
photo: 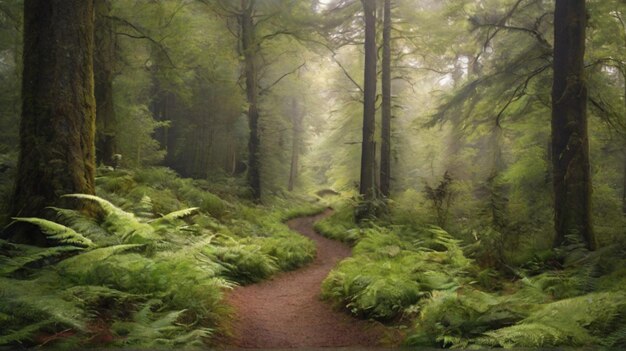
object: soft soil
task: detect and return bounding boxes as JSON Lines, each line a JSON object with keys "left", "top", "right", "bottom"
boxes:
{"left": 224, "top": 210, "right": 388, "bottom": 349}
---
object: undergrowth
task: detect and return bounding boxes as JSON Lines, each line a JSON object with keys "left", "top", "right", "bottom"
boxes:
{"left": 320, "top": 200, "right": 626, "bottom": 349}
{"left": 0, "top": 167, "right": 320, "bottom": 349}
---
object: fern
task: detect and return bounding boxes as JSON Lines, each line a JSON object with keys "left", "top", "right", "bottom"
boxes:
{"left": 0, "top": 321, "right": 50, "bottom": 346}
{"left": 51, "top": 207, "right": 111, "bottom": 244}
{"left": 158, "top": 207, "right": 200, "bottom": 222}
{"left": 12, "top": 217, "right": 95, "bottom": 248}
{"left": 0, "top": 243, "right": 82, "bottom": 276}
{"left": 135, "top": 195, "right": 156, "bottom": 219}
{"left": 478, "top": 292, "right": 626, "bottom": 348}
{"left": 111, "top": 299, "right": 212, "bottom": 348}
{"left": 57, "top": 244, "right": 144, "bottom": 275}
{"left": 0, "top": 277, "right": 88, "bottom": 345}
{"left": 64, "top": 194, "right": 160, "bottom": 244}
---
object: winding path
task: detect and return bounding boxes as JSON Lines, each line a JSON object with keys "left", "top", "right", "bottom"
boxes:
{"left": 224, "top": 209, "right": 385, "bottom": 348}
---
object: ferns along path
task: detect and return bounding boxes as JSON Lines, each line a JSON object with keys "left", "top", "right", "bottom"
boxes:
{"left": 225, "top": 209, "right": 385, "bottom": 348}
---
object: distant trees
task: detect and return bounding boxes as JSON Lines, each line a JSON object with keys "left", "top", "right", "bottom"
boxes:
{"left": 288, "top": 98, "right": 304, "bottom": 192}
{"left": 9, "top": 0, "right": 96, "bottom": 244}
{"left": 551, "top": 0, "right": 595, "bottom": 250}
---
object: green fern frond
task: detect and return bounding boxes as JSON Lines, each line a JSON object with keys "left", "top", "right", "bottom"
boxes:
{"left": 63, "top": 194, "right": 128, "bottom": 217}
{"left": 0, "top": 321, "right": 50, "bottom": 346}
{"left": 50, "top": 207, "right": 110, "bottom": 243}
{"left": 135, "top": 195, "right": 155, "bottom": 219}
{"left": 604, "top": 324, "right": 626, "bottom": 347}
{"left": 58, "top": 244, "right": 144, "bottom": 274}
{"left": 12, "top": 217, "right": 95, "bottom": 248}
{"left": 0, "top": 244, "right": 83, "bottom": 276}
{"left": 158, "top": 207, "right": 200, "bottom": 222}
{"left": 0, "top": 277, "right": 87, "bottom": 333}
{"left": 64, "top": 194, "right": 160, "bottom": 244}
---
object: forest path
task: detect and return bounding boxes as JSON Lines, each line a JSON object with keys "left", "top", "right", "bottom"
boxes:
{"left": 224, "top": 209, "right": 386, "bottom": 349}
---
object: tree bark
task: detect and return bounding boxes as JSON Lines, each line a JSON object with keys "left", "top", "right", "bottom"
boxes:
{"left": 380, "top": 0, "right": 392, "bottom": 198}
{"left": 623, "top": 73, "right": 626, "bottom": 216}
{"left": 9, "top": 0, "right": 96, "bottom": 244}
{"left": 240, "top": 0, "right": 262, "bottom": 201}
{"left": 94, "top": 0, "right": 117, "bottom": 166}
{"left": 288, "top": 98, "right": 303, "bottom": 192}
{"left": 359, "top": 0, "right": 377, "bottom": 205}
{"left": 551, "top": 0, "right": 595, "bottom": 250}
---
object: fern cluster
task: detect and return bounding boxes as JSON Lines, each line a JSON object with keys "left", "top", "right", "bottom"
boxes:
{"left": 406, "top": 238, "right": 626, "bottom": 348}
{"left": 0, "top": 167, "right": 320, "bottom": 349}
{"left": 320, "top": 200, "right": 626, "bottom": 349}
{"left": 321, "top": 224, "right": 472, "bottom": 320}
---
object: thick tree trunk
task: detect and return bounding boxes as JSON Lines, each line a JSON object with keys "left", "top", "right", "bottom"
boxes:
{"left": 241, "top": 0, "right": 261, "bottom": 201}
{"left": 9, "top": 0, "right": 96, "bottom": 244}
{"left": 380, "top": 0, "right": 392, "bottom": 198}
{"left": 359, "top": 0, "right": 377, "bottom": 205}
{"left": 94, "top": 0, "right": 117, "bottom": 166}
{"left": 288, "top": 98, "right": 303, "bottom": 192}
{"left": 551, "top": 0, "right": 595, "bottom": 250}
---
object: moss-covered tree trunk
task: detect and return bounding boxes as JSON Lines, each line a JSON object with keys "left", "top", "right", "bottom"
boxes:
{"left": 358, "top": 0, "right": 377, "bottom": 216}
{"left": 240, "top": 0, "right": 262, "bottom": 201}
{"left": 551, "top": 0, "right": 595, "bottom": 250}
{"left": 9, "top": 0, "right": 96, "bottom": 244}
{"left": 380, "top": 0, "right": 392, "bottom": 198}
{"left": 94, "top": 0, "right": 117, "bottom": 166}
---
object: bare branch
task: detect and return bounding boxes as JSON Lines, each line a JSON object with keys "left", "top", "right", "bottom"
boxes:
{"left": 260, "top": 61, "right": 307, "bottom": 95}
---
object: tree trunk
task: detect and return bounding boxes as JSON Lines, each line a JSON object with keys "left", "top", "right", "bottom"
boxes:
{"left": 551, "top": 0, "right": 595, "bottom": 250}
{"left": 94, "top": 0, "right": 117, "bottom": 166}
{"left": 358, "top": 0, "right": 377, "bottom": 206}
{"left": 623, "top": 73, "right": 626, "bottom": 216}
{"left": 623, "top": 143, "right": 626, "bottom": 215}
{"left": 9, "top": 0, "right": 96, "bottom": 244}
{"left": 288, "top": 98, "right": 303, "bottom": 192}
{"left": 241, "top": 0, "right": 262, "bottom": 201}
{"left": 487, "top": 125, "right": 506, "bottom": 229}
{"left": 380, "top": 0, "right": 392, "bottom": 198}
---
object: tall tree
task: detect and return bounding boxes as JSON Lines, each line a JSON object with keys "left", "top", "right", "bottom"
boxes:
{"left": 288, "top": 98, "right": 303, "bottom": 192}
{"left": 380, "top": 0, "right": 392, "bottom": 198}
{"left": 94, "top": 0, "right": 117, "bottom": 166}
{"left": 358, "top": 0, "right": 377, "bottom": 214}
{"left": 551, "top": 0, "right": 595, "bottom": 249}
{"left": 239, "top": 0, "right": 262, "bottom": 201}
{"left": 9, "top": 0, "right": 96, "bottom": 244}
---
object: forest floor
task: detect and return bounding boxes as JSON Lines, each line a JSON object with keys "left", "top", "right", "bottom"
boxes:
{"left": 224, "top": 209, "right": 391, "bottom": 348}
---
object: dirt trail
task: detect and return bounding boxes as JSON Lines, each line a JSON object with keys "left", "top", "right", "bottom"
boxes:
{"left": 225, "top": 209, "right": 385, "bottom": 349}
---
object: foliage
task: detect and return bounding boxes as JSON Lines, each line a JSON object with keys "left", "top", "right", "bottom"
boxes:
{"left": 314, "top": 203, "right": 361, "bottom": 244}
{"left": 322, "top": 224, "right": 473, "bottom": 321}
{"left": 0, "top": 168, "right": 320, "bottom": 348}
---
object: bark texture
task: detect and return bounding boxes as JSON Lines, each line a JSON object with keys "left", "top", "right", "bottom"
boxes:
{"left": 359, "top": 0, "right": 377, "bottom": 204}
{"left": 10, "top": 0, "right": 96, "bottom": 244}
{"left": 551, "top": 0, "right": 595, "bottom": 250}
{"left": 94, "top": 0, "right": 117, "bottom": 166}
{"left": 380, "top": 0, "right": 392, "bottom": 198}
{"left": 240, "top": 0, "right": 262, "bottom": 201}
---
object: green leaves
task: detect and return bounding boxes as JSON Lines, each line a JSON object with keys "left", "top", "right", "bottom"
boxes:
{"left": 12, "top": 217, "right": 95, "bottom": 248}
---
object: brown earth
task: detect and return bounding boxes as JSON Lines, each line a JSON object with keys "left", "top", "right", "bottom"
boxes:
{"left": 224, "top": 209, "right": 387, "bottom": 349}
